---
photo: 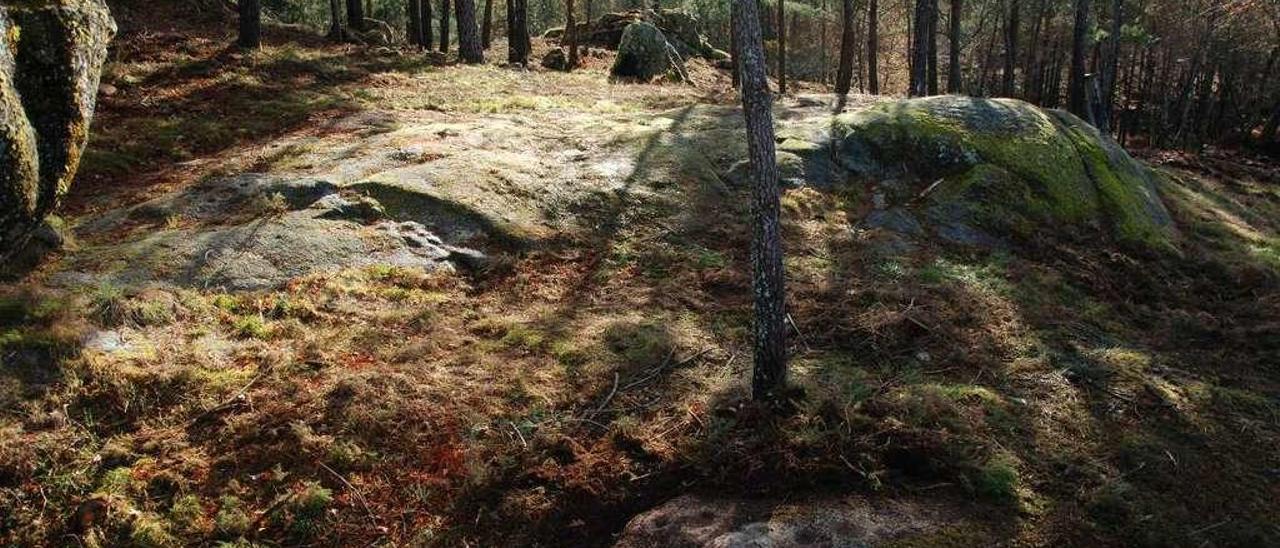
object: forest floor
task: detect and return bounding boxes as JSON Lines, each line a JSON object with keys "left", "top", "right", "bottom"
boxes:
{"left": 2, "top": 8, "right": 1279, "bottom": 548}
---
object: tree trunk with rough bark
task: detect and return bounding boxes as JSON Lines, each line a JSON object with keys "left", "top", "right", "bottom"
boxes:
{"left": 777, "top": 0, "right": 787, "bottom": 94}
{"left": 566, "top": 0, "right": 578, "bottom": 68}
{"left": 948, "top": 0, "right": 961, "bottom": 93}
{"left": 1068, "top": 0, "right": 1090, "bottom": 118}
{"left": 238, "top": 0, "right": 261, "bottom": 49}
{"left": 329, "top": 0, "right": 344, "bottom": 40}
{"left": 407, "top": 0, "right": 423, "bottom": 46}
{"left": 731, "top": 1, "right": 741, "bottom": 88}
{"left": 927, "top": 0, "right": 939, "bottom": 95}
{"left": 1002, "top": 0, "right": 1019, "bottom": 97}
{"left": 508, "top": 0, "right": 530, "bottom": 64}
{"left": 482, "top": 0, "right": 493, "bottom": 48}
{"left": 733, "top": 0, "right": 788, "bottom": 402}
{"left": 440, "top": 0, "right": 451, "bottom": 52}
{"left": 423, "top": 0, "right": 434, "bottom": 47}
{"left": 835, "top": 0, "right": 855, "bottom": 95}
{"left": 910, "top": 0, "right": 930, "bottom": 96}
{"left": 456, "top": 0, "right": 483, "bottom": 62}
{"left": 867, "top": 0, "right": 879, "bottom": 94}
{"left": 346, "top": 0, "right": 365, "bottom": 31}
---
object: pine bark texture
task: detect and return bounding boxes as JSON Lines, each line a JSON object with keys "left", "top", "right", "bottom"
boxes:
{"left": 777, "top": 0, "right": 787, "bottom": 94}
{"left": 482, "top": 0, "right": 493, "bottom": 48}
{"left": 456, "top": 0, "right": 484, "bottom": 62}
{"left": 329, "top": 0, "right": 343, "bottom": 39}
{"left": 1002, "top": 0, "right": 1019, "bottom": 97}
{"left": 835, "top": 0, "right": 856, "bottom": 95}
{"left": 948, "top": 0, "right": 961, "bottom": 93}
{"left": 733, "top": 0, "right": 788, "bottom": 401}
{"left": 1068, "top": 0, "right": 1091, "bottom": 118}
{"left": 440, "top": 0, "right": 452, "bottom": 52}
{"left": 910, "top": 0, "right": 930, "bottom": 96}
{"left": 867, "top": 0, "right": 879, "bottom": 94}
{"left": 507, "top": 0, "right": 531, "bottom": 64}
{"left": 566, "top": 0, "right": 578, "bottom": 68}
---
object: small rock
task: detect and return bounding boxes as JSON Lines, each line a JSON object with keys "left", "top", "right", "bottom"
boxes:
{"left": 83, "top": 330, "right": 128, "bottom": 353}
{"left": 447, "top": 247, "right": 489, "bottom": 272}
{"left": 541, "top": 48, "right": 569, "bottom": 71}
{"left": 315, "top": 194, "right": 386, "bottom": 223}
{"left": 865, "top": 208, "right": 924, "bottom": 236}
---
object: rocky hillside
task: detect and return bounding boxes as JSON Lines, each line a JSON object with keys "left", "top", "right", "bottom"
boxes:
{"left": 1, "top": 13, "right": 1278, "bottom": 548}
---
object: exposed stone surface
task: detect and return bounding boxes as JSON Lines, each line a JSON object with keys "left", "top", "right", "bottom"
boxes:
{"left": 0, "top": 0, "right": 115, "bottom": 260}
{"left": 831, "top": 96, "right": 1174, "bottom": 247}
{"left": 62, "top": 174, "right": 485, "bottom": 291}
{"left": 50, "top": 94, "right": 1174, "bottom": 292}
{"left": 615, "top": 494, "right": 992, "bottom": 547}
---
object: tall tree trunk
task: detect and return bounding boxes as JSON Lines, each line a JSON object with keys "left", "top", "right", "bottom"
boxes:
{"left": 927, "top": 0, "right": 939, "bottom": 95}
{"left": 346, "top": 0, "right": 365, "bottom": 31}
{"left": 238, "top": 0, "right": 261, "bottom": 49}
{"left": 423, "top": 0, "right": 434, "bottom": 47}
{"left": 456, "top": 0, "right": 483, "bottom": 62}
{"left": 1001, "top": 0, "right": 1019, "bottom": 97}
{"left": 731, "top": 1, "right": 741, "bottom": 88}
{"left": 819, "top": 0, "right": 828, "bottom": 85}
{"left": 867, "top": 0, "right": 879, "bottom": 94}
{"left": 1023, "top": 0, "right": 1046, "bottom": 102}
{"left": 329, "top": 0, "right": 343, "bottom": 40}
{"left": 777, "top": 0, "right": 787, "bottom": 94}
{"left": 910, "top": 0, "right": 930, "bottom": 96}
{"left": 835, "top": 0, "right": 856, "bottom": 95}
{"left": 407, "top": 0, "right": 423, "bottom": 46}
{"left": 507, "top": 0, "right": 530, "bottom": 64}
{"left": 1068, "top": 0, "right": 1090, "bottom": 118}
{"left": 1097, "top": 0, "right": 1121, "bottom": 132}
{"left": 440, "top": 0, "right": 451, "bottom": 52}
{"left": 733, "top": 0, "right": 788, "bottom": 402}
{"left": 482, "top": 0, "right": 494, "bottom": 48}
{"left": 566, "top": 0, "right": 578, "bottom": 68}
{"left": 948, "top": 0, "right": 961, "bottom": 93}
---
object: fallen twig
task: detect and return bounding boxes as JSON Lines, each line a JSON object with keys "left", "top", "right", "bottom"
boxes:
{"left": 787, "top": 313, "right": 812, "bottom": 353}
{"left": 318, "top": 461, "right": 379, "bottom": 527}
{"left": 589, "top": 372, "right": 620, "bottom": 418}
{"left": 620, "top": 347, "right": 712, "bottom": 391}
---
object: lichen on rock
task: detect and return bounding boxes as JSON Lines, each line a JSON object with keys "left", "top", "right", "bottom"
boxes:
{"left": 0, "top": 0, "right": 115, "bottom": 260}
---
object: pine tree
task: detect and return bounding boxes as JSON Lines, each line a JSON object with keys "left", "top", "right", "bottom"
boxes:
{"left": 733, "top": 0, "right": 788, "bottom": 402}
{"left": 456, "top": 0, "right": 483, "bottom": 62}
{"left": 238, "top": 0, "right": 261, "bottom": 49}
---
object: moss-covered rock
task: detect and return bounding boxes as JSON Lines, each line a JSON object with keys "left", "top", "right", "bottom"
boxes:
{"left": 0, "top": 0, "right": 115, "bottom": 260}
{"left": 610, "top": 22, "right": 681, "bottom": 82}
{"left": 831, "top": 96, "right": 1173, "bottom": 247}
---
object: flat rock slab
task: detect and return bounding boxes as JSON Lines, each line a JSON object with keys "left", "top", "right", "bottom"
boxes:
{"left": 615, "top": 494, "right": 992, "bottom": 547}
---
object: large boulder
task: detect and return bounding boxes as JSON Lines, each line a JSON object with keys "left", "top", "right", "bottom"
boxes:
{"left": 610, "top": 22, "right": 682, "bottom": 82}
{"left": 829, "top": 96, "right": 1174, "bottom": 247}
{"left": 548, "top": 9, "right": 726, "bottom": 61}
{"left": 0, "top": 0, "right": 116, "bottom": 261}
